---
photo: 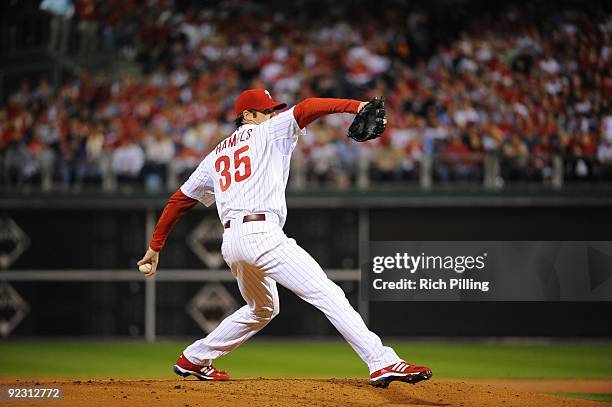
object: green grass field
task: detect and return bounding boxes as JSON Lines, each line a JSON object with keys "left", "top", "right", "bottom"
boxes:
{"left": 552, "top": 393, "right": 612, "bottom": 403}
{"left": 0, "top": 340, "right": 611, "bottom": 380}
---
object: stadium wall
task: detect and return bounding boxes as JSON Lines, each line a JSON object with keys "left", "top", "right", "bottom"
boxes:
{"left": 1, "top": 192, "right": 611, "bottom": 338}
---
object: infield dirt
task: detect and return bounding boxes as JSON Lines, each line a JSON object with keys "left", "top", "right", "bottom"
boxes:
{"left": 2, "top": 378, "right": 609, "bottom": 406}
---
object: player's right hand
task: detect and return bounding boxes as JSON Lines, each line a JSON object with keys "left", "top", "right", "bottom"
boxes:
{"left": 137, "top": 247, "right": 160, "bottom": 277}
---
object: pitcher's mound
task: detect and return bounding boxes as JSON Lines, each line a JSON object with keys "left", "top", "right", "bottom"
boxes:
{"left": 3, "top": 378, "right": 604, "bottom": 406}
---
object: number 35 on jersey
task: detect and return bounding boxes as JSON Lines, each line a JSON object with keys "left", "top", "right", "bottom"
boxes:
{"left": 215, "top": 145, "right": 252, "bottom": 192}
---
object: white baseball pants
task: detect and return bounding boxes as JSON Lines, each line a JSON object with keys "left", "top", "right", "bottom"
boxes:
{"left": 183, "top": 218, "right": 400, "bottom": 374}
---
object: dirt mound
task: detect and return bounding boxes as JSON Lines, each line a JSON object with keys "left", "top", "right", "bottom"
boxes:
{"left": 1, "top": 378, "right": 605, "bottom": 406}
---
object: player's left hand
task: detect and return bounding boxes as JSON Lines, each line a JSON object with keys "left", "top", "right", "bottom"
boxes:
{"left": 348, "top": 98, "right": 386, "bottom": 142}
{"left": 137, "top": 247, "right": 159, "bottom": 277}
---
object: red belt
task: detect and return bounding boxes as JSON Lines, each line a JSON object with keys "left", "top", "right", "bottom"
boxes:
{"left": 224, "top": 214, "right": 266, "bottom": 229}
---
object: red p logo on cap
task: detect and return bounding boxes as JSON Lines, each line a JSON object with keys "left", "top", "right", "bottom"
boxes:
{"left": 234, "top": 89, "right": 287, "bottom": 116}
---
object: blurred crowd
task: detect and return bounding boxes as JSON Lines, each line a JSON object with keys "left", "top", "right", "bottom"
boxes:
{"left": 1, "top": 0, "right": 611, "bottom": 190}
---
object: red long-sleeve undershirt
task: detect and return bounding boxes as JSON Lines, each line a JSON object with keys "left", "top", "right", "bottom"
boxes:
{"left": 149, "top": 189, "right": 198, "bottom": 251}
{"left": 148, "top": 98, "right": 360, "bottom": 252}
{"left": 293, "top": 98, "right": 361, "bottom": 129}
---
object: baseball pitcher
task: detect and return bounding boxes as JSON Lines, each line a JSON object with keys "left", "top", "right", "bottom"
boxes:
{"left": 138, "top": 89, "right": 432, "bottom": 388}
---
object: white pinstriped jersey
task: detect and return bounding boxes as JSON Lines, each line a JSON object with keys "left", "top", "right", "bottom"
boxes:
{"left": 180, "top": 107, "right": 303, "bottom": 227}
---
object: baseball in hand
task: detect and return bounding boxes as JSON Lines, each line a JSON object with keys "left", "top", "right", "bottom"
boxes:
{"left": 139, "top": 263, "right": 152, "bottom": 273}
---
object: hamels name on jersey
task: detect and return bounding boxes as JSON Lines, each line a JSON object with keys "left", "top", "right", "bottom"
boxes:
{"left": 215, "top": 128, "right": 253, "bottom": 155}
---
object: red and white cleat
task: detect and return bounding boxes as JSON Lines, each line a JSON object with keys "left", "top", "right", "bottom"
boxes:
{"left": 369, "top": 361, "right": 432, "bottom": 388}
{"left": 173, "top": 354, "right": 230, "bottom": 381}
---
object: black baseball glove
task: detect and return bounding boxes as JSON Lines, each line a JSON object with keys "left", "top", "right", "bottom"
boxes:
{"left": 347, "top": 98, "right": 386, "bottom": 142}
